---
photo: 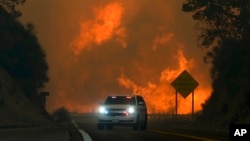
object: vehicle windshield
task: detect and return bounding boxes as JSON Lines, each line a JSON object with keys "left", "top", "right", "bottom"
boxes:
{"left": 104, "top": 96, "right": 136, "bottom": 105}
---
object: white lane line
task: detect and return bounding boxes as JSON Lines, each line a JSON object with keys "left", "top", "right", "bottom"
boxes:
{"left": 72, "top": 120, "right": 93, "bottom": 141}
{"left": 78, "top": 129, "right": 93, "bottom": 141}
{"left": 72, "top": 120, "right": 78, "bottom": 128}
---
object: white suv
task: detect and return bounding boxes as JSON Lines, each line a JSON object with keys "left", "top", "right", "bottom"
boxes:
{"left": 97, "top": 94, "right": 147, "bottom": 130}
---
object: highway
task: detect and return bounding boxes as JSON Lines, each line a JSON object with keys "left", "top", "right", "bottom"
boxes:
{"left": 73, "top": 114, "right": 229, "bottom": 141}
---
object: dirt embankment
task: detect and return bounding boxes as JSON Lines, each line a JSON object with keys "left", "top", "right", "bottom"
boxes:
{"left": 0, "top": 67, "right": 51, "bottom": 128}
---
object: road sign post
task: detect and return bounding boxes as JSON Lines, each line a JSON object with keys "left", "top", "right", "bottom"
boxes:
{"left": 192, "top": 91, "right": 194, "bottom": 118}
{"left": 175, "top": 90, "right": 177, "bottom": 116}
{"left": 171, "top": 70, "right": 199, "bottom": 118}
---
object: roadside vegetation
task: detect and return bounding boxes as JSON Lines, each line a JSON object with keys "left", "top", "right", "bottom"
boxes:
{"left": 0, "top": 0, "right": 50, "bottom": 127}
{"left": 51, "top": 107, "right": 72, "bottom": 123}
{"left": 182, "top": 0, "right": 250, "bottom": 128}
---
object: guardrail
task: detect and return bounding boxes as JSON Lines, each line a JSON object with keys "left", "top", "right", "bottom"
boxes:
{"left": 71, "top": 113, "right": 197, "bottom": 121}
{"left": 148, "top": 113, "right": 196, "bottom": 121}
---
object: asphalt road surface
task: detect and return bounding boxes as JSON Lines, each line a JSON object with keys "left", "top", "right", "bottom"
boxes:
{"left": 0, "top": 126, "right": 70, "bottom": 141}
{"left": 74, "top": 114, "right": 229, "bottom": 141}
{"left": 0, "top": 114, "right": 229, "bottom": 141}
{"left": 0, "top": 123, "right": 83, "bottom": 141}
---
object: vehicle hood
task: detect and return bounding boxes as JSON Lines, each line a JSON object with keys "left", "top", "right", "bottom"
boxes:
{"left": 102, "top": 104, "right": 135, "bottom": 109}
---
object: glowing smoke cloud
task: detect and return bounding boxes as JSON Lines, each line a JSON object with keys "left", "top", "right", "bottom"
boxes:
{"left": 71, "top": 2, "right": 126, "bottom": 55}
{"left": 18, "top": 0, "right": 212, "bottom": 114}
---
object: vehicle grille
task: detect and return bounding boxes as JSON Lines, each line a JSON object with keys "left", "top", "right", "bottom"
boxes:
{"left": 107, "top": 108, "right": 126, "bottom": 111}
{"left": 106, "top": 112, "right": 127, "bottom": 116}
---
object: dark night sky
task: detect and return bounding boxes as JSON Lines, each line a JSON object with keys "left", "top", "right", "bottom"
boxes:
{"left": 18, "top": 0, "right": 212, "bottom": 113}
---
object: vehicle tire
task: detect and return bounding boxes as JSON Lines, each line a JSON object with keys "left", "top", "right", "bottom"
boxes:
{"left": 132, "top": 116, "right": 139, "bottom": 130}
{"left": 97, "top": 123, "right": 104, "bottom": 130}
{"left": 140, "top": 117, "right": 147, "bottom": 130}
{"left": 107, "top": 124, "right": 113, "bottom": 130}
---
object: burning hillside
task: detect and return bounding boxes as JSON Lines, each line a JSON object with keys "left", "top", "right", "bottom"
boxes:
{"left": 20, "top": 0, "right": 213, "bottom": 114}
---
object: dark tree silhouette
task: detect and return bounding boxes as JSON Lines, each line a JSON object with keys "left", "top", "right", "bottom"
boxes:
{"left": 182, "top": 0, "right": 250, "bottom": 47}
{"left": 182, "top": 0, "right": 250, "bottom": 126}
{"left": 0, "top": 0, "right": 25, "bottom": 17}
{"left": 0, "top": 4, "right": 49, "bottom": 101}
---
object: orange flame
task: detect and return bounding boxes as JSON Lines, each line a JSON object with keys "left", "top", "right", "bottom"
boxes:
{"left": 47, "top": 1, "right": 212, "bottom": 114}
{"left": 71, "top": 2, "right": 126, "bottom": 55}
{"left": 152, "top": 33, "right": 174, "bottom": 51}
{"left": 118, "top": 49, "right": 211, "bottom": 114}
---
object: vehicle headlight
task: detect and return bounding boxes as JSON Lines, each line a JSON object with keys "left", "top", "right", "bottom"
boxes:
{"left": 99, "top": 106, "right": 108, "bottom": 114}
{"left": 128, "top": 107, "right": 135, "bottom": 114}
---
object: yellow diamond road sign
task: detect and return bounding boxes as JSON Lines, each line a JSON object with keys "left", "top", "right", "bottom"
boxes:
{"left": 171, "top": 70, "right": 199, "bottom": 98}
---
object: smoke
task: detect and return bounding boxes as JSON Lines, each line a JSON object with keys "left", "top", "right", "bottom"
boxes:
{"left": 70, "top": 2, "right": 126, "bottom": 54}
{"left": 18, "top": 0, "right": 211, "bottom": 113}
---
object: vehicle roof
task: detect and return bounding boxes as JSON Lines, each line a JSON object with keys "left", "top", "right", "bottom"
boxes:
{"left": 108, "top": 94, "right": 139, "bottom": 97}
